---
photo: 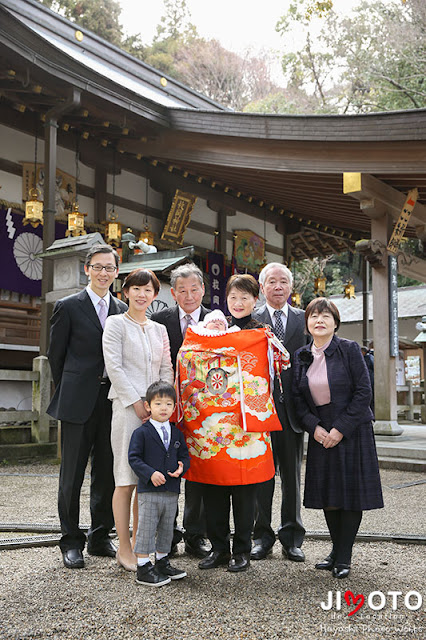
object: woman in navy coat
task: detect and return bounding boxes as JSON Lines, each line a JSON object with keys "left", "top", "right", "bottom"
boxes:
{"left": 292, "top": 298, "right": 383, "bottom": 579}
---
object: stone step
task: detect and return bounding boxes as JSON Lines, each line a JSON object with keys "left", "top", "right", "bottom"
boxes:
{"left": 0, "top": 441, "right": 58, "bottom": 463}
{"left": 0, "top": 423, "right": 57, "bottom": 445}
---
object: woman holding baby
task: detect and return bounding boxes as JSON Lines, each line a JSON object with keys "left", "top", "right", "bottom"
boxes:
{"left": 177, "top": 274, "right": 288, "bottom": 573}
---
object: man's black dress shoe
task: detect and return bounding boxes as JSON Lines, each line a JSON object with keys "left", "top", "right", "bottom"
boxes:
{"left": 185, "top": 537, "right": 211, "bottom": 559}
{"left": 227, "top": 553, "right": 250, "bottom": 573}
{"left": 315, "top": 554, "right": 335, "bottom": 571}
{"left": 87, "top": 539, "right": 117, "bottom": 558}
{"left": 282, "top": 546, "right": 305, "bottom": 562}
{"left": 250, "top": 543, "right": 273, "bottom": 560}
{"left": 332, "top": 564, "right": 351, "bottom": 579}
{"left": 198, "top": 550, "right": 231, "bottom": 569}
{"left": 62, "top": 548, "right": 84, "bottom": 569}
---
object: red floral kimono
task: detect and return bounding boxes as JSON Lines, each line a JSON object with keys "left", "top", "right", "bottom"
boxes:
{"left": 176, "top": 326, "right": 290, "bottom": 486}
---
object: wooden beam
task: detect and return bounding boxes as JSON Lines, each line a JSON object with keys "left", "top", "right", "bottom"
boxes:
{"left": 343, "top": 172, "right": 426, "bottom": 226}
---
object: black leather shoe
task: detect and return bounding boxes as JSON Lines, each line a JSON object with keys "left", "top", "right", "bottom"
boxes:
{"left": 198, "top": 550, "right": 231, "bottom": 569}
{"left": 315, "top": 554, "right": 335, "bottom": 571}
{"left": 250, "top": 543, "right": 273, "bottom": 560}
{"left": 87, "top": 539, "right": 117, "bottom": 558}
{"left": 282, "top": 546, "right": 305, "bottom": 562}
{"left": 62, "top": 548, "right": 84, "bottom": 569}
{"left": 332, "top": 564, "right": 351, "bottom": 579}
{"left": 185, "top": 537, "right": 211, "bottom": 559}
{"left": 228, "top": 553, "right": 250, "bottom": 572}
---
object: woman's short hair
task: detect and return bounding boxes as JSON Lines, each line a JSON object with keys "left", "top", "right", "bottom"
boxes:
{"left": 122, "top": 268, "right": 160, "bottom": 295}
{"left": 304, "top": 297, "right": 340, "bottom": 333}
{"left": 226, "top": 274, "right": 259, "bottom": 298}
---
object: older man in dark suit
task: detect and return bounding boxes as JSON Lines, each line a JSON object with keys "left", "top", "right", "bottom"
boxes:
{"left": 151, "top": 262, "right": 210, "bottom": 558}
{"left": 47, "top": 244, "right": 127, "bottom": 569}
{"left": 251, "top": 262, "right": 307, "bottom": 562}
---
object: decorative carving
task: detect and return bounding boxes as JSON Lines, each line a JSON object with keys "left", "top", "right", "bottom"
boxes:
{"left": 355, "top": 239, "right": 387, "bottom": 268}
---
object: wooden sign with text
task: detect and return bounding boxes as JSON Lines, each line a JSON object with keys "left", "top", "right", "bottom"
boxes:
{"left": 161, "top": 189, "right": 197, "bottom": 245}
{"left": 387, "top": 188, "right": 418, "bottom": 254}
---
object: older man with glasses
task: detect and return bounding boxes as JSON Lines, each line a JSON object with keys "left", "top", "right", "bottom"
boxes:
{"left": 47, "top": 244, "right": 127, "bottom": 569}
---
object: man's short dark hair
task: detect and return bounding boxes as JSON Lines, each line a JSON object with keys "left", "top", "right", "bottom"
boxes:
{"left": 145, "top": 381, "right": 176, "bottom": 405}
{"left": 85, "top": 244, "right": 120, "bottom": 268}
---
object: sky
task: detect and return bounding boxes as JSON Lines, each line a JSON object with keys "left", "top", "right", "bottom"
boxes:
{"left": 118, "top": 0, "right": 362, "bottom": 55}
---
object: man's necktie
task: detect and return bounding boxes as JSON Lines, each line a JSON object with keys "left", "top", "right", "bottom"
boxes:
{"left": 182, "top": 314, "right": 192, "bottom": 337}
{"left": 274, "top": 309, "right": 286, "bottom": 343}
{"left": 98, "top": 298, "right": 108, "bottom": 329}
{"left": 160, "top": 425, "right": 169, "bottom": 449}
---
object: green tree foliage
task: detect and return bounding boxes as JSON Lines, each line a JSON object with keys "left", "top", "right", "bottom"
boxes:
{"left": 275, "top": 0, "right": 426, "bottom": 114}
{"left": 153, "top": 0, "right": 197, "bottom": 42}
{"left": 40, "top": 0, "right": 123, "bottom": 46}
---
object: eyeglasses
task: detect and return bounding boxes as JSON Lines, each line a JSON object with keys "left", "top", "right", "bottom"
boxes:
{"left": 89, "top": 264, "right": 117, "bottom": 273}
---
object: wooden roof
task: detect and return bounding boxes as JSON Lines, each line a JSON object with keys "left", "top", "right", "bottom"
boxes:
{"left": 1, "top": 0, "right": 426, "bottom": 261}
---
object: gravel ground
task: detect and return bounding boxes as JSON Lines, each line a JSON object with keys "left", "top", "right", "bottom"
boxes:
{"left": 0, "top": 462, "right": 425, "bottom": 640}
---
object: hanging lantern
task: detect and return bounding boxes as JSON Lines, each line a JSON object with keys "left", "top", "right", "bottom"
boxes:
{"left": 291, "top": 291, "right": 301, "bottom": 307}
{"left": 66, "top": 202, "right": 87, "bottom": 237}
{"left": 139, "top": 219, "right": 155, "bottom": 245}
{"left": 24, "top": 118, "right": 43, "bottom": 227}
{"left": 314, "top": 274, "right": 327, "bottom": 296}
{"left": 103, "top": 146, "right": 122, "bottom": 247}
{"left": 24, "top": 187, "right": 43, "bottom": 227}
{"left": 343, "top": 279, "right": 356, "bottom": 299}
{"left": 104, "top": 209, "right": 122, "bottom": 247}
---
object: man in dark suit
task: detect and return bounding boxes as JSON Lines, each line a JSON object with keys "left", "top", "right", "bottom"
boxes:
{"left": 151, "top": 262, "right": 210, "bottom": 558}
{"left": 251, "top": 262, "right": 307, "bottom": 562}
{"left": 47, "top": 244, "right": 127, "bottom": 569}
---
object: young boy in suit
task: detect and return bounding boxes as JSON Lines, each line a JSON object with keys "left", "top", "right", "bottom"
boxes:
{"left": 128, "top": 381, "right": 190, "bottom": 587}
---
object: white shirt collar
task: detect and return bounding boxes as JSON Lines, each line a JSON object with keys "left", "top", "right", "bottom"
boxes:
{"left": 178, "top": 306, "right": 201, "bottom": 324}
{"left": 86, "top": 285, "right": 110, "bottom": 310}
{"left": 266, "top": 302, "right": 288, "bottom": 322}
{"left": 150, "top": 418, "right": 171, "bottom": 429}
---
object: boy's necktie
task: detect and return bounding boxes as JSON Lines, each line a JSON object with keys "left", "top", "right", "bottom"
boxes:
{"left": 160, "top": 425, "right": 169, "bottom": 450}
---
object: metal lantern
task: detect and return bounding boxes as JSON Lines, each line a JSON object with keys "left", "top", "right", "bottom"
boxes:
{"left": 139, "top": 222, "right": 155, "bottom": 245}
{"left": 104, "top": 210, "right": 122, "bottom": 247}
{"left": 24, "top": 187, "right": 43, "bottom": 227}
{"left": 314, "top": 274, "right": 327, "bottom": 296}
{"left": 343, "top": 279, "right": 356, "bottom": 299}
{"left": 291, "top": 291, "right": 301, "bottom": 307}
{"left": 65, "top": 202, "right": 87, "bottom": 237}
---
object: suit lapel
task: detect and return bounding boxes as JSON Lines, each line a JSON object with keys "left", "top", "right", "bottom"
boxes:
{"left": 254, "top": 305, "right": 272, "bottom": 327}
{"left": 284, "top": 306, "right": 298, "bottom": 346}
{"left": 108, "top": 294, "right": 124, "bottom": 317}
{"left": 173, "top": 306, "right": 183, "bottom": 342}
{"left": 78, "top": 290, "right": 102, "bottom": 332}
{"left": 147, "top": 421, "right": 167, "bottom": 451}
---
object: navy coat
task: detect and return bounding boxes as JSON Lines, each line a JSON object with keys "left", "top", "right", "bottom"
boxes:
{"left": 292, "top": 335, "right": 383, "bottom": 511}
{"left": 128, "top": 420, "right": 190, "bottom": 495}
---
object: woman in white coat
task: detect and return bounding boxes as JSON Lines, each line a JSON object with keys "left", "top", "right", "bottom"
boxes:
{"left": 103, "top": 268, "right": 173, "bottom": 571}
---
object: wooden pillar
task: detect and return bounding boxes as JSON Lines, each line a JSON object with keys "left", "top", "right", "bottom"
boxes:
{"left": 39, "top": 89, "right": 81, "bottom": 356}
{"left": 94, "top": 165, "right": 107, "bottom": 224}
{"left": 39, "top": 116, "right": 58, "bottom": 356}
{"left": 371, "top": 214, "right": 402, "bottom": 435}
{"left": 362, "top": 259, "right": 369, "bottom": 346}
